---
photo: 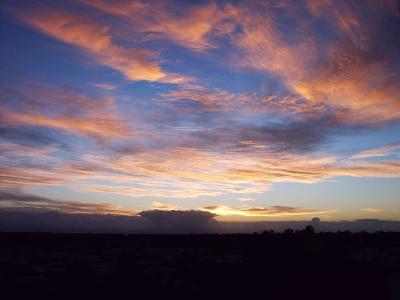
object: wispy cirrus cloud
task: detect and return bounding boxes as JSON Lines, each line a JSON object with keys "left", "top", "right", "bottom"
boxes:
{"left": 91, "top": 82, "right": 119, "bottom": 91}
{"left": 80, "top": 0, "right": 238, "bottom": 51}
{"left": 9, "top": 0, "right": 400, "bottom": 123}
{"left": 1, "top": 145, "right": 399, "bottom": 198}
{"left": 0, "top": 167, "right": 64, "bottom": 187}
{"left": 239, "top": 198, "right": 255, "bottom": 202}
{"left": 352, "top": 144, "right": 400, "bottom": 159}
{"left": 12, "top": 7, "right": 185, "bottom": 83}
{"left": 1, "top": 81, "right": 399, "bottom": 199}
{"left": 0, "top": 84, "right": 131, "bottom": 141}
{"left": 230, "top": 0, "right": 400, "bottom": 124}
{"left": 160, "top": 83, "right": 329, "bottom": 117}
{"left": 0, "top": 142, "right": 56, "bottom": 158}
{"left": 11, "top": 0, "right": 399, "bottom": 124}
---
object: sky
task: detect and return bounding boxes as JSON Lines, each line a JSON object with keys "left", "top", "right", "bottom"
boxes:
{"left": 0, "top": 0, "right": 399, "bottom": 223}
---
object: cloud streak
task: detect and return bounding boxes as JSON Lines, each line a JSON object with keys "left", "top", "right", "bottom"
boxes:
{"left": 0, "top": 190, "right": 133, "bottom": 215}
{"left": 13, "top": 7, "right": 185, "bottom": 83}
{"left": 1, "top": 84, "right": 131, "bottom": 141}
{"left": 201, "top": 204, "right": 335, "bottom": 217}
{"left": 361, "top": 208, "right": 384, "bottom": 213}
{"left": 352, "top": 144, "right": 400, "bottom": 159}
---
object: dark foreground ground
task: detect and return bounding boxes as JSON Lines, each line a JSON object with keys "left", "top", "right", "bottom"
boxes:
{"left": 1, "top": 230, "right": 400, "bottom": 300}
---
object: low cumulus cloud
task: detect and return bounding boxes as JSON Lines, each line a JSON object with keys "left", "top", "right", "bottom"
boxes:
{"left": 0, "top": 190, "right": 216, "bottom": 233}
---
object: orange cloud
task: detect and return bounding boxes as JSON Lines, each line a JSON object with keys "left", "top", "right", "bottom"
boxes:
{"left": 1, "top": 84, "right": 131, "bottom": 140}
{"left": 151, "top": 201, "right": 181, "bottom": 211}
{"left": 292, "top": 52, "right": 400, "bottom": 124}
{"left": 2, "top": 1, "right": 400, "bottom": 201}
{"left": 2, "top": 145, "right": 399, "bottom": 198}
{"left": 82, "top": 0, "right": 400, "bottom": 124}
{"left": 13, "top": 1, "right": 398, "bottom": 124}
{"left": 81, "top": 0, "right": 238, "bottom": 51}
{"left": 225, "top": 1, "right": 400, "bottom": 124}
{"left": 15, "top": 8, "right": 185, "bottom": 83}
{"left": 5, "top": 113, "right": 130, "bottom": 140}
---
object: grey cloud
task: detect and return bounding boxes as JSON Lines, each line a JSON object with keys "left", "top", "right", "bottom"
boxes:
{"left": 138, "top": 210, "right": 217, "bottom": 233}
{"left": 0, "top": 209, "right": 144, "bottom": 233}
{"left": 0, "top": 207, "right": 218, "bottom": 234}
{"left": 0, "top": 126, "right": 65, "bottom": 148}
{"left": 0, "top": 190, "right": 131, "bottom": 215}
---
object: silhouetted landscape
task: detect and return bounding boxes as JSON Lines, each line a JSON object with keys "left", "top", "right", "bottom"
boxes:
{"left": 1, "top": 229, "right": 400, "bottom": 300}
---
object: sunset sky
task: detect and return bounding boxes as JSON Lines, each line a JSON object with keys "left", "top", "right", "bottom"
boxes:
{"left": 1, "top": 0, "right": 399, "bottom": 222}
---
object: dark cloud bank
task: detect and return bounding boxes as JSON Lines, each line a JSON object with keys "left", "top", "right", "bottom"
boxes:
{"left": 1, "top": 190, "right": 399, "bottom": 233}
{"left": 0, "top": 191, "right": 400, "bottom": 233}
{"left": 2, "top": 209, "right": 400, "bottom": 233}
